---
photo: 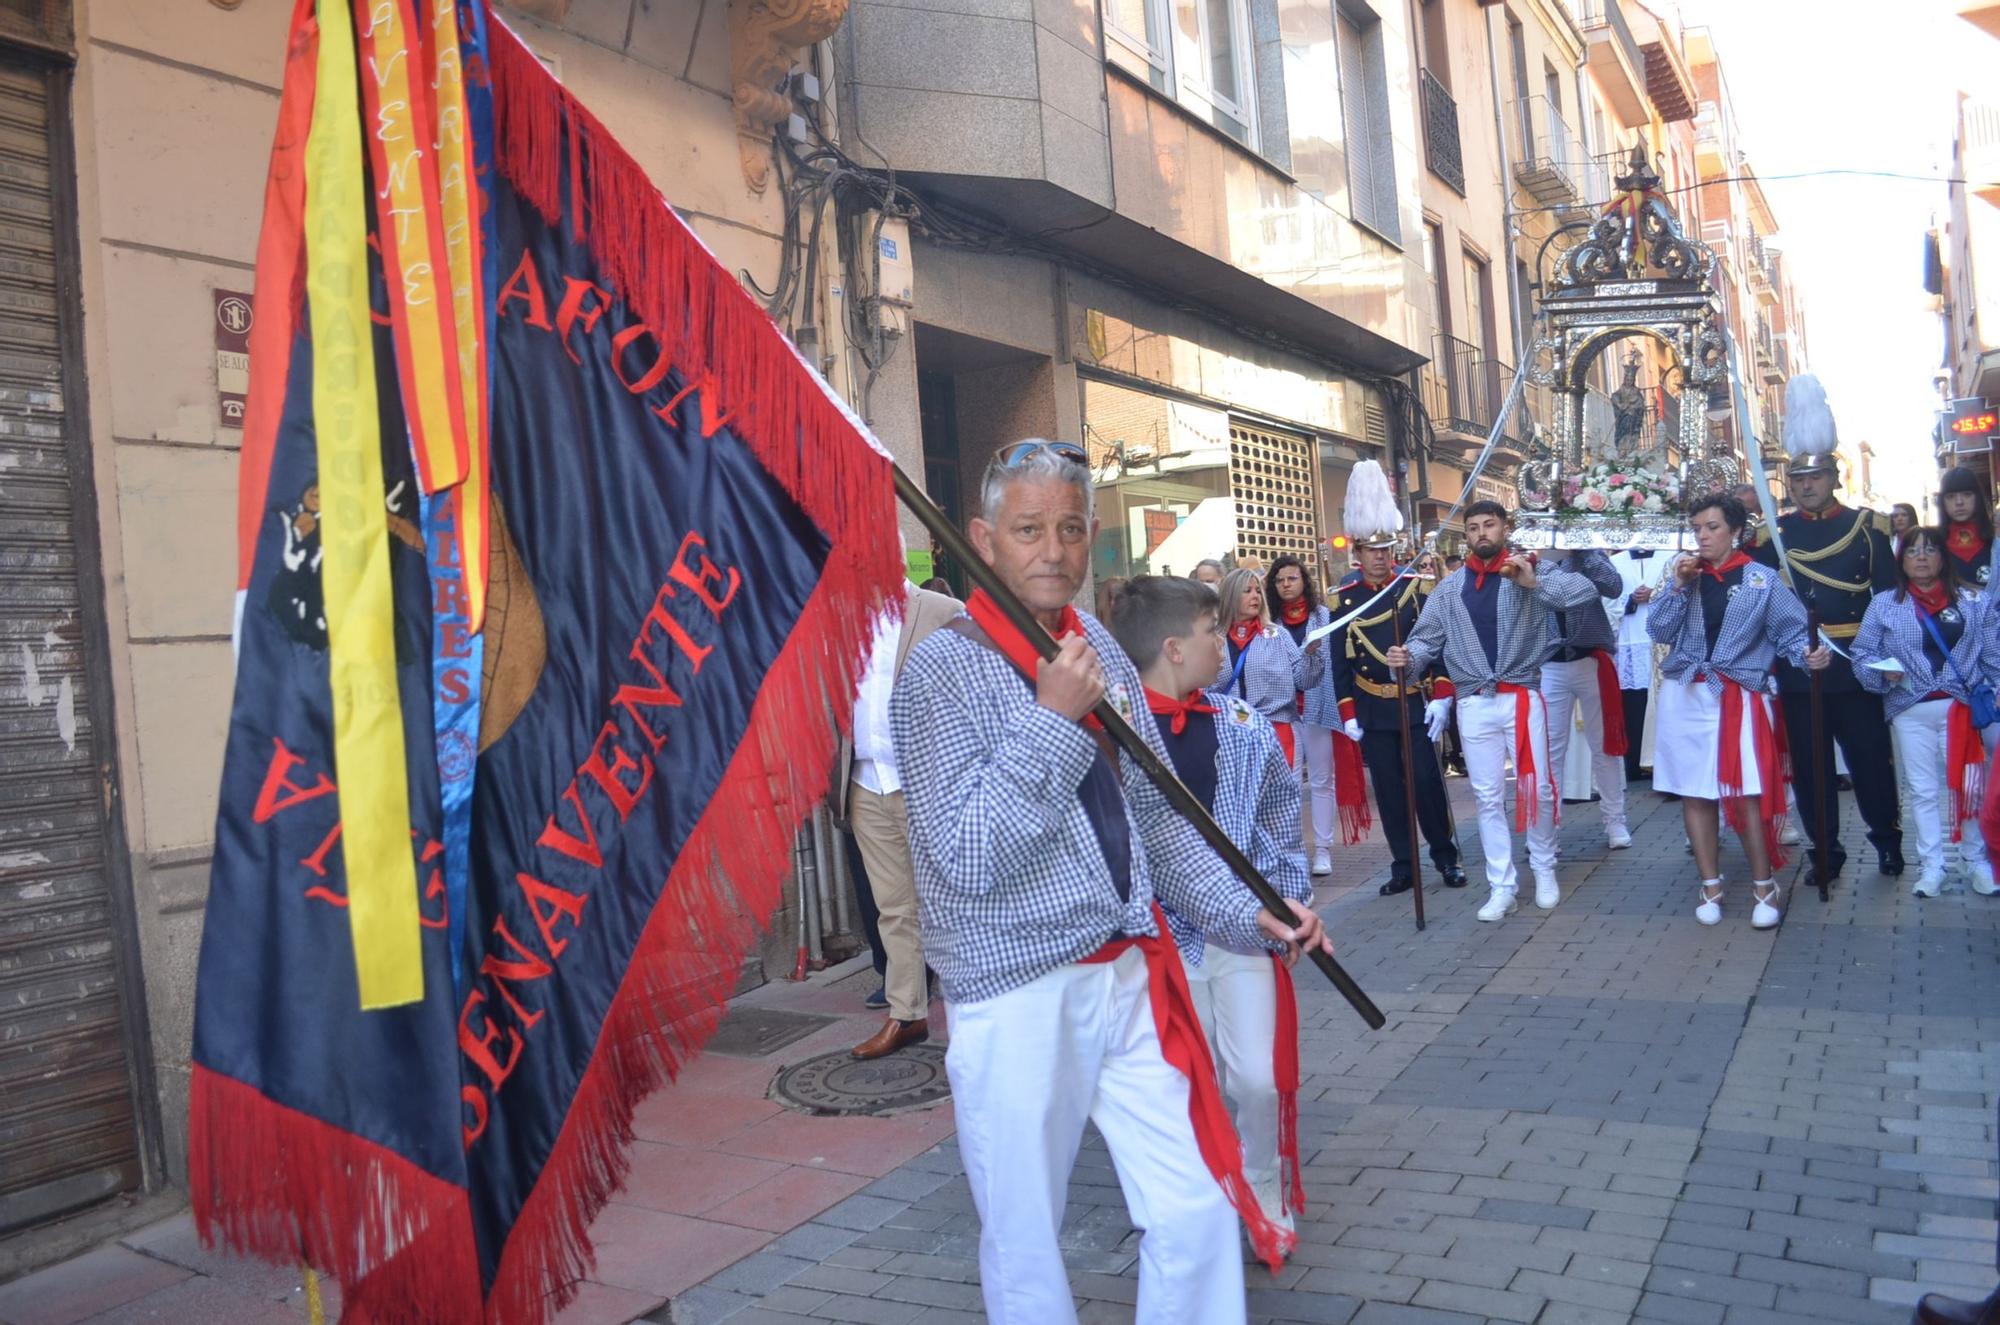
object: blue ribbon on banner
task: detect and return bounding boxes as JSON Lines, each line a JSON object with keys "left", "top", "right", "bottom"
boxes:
{"left": 423, "top": 491, "right": 485, "bottom": 996}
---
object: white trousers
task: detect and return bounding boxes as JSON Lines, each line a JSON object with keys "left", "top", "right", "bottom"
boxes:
{"left": 1541, "top": 656, "right": 1626, "bottom": 829}
{"left": 1889, "top": 699, "right": 1991, "bottom": 876}
{"left": 945, "top": 949, "right": 1247, "bottom": 1325}
{"left": 1185, "top": 944, "right": 1282, "bottom": 1210}
{"left": 1296, "top": 722, "right": 1337, "bottom": 850}
{"left": 1459, "top": 690, "right": 1558, "bottom": 891}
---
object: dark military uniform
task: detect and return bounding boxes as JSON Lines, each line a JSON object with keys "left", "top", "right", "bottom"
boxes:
{"left": 1752, "top": 504, "right": 1903, "bottom": 874}
{"left": 1328, "top": 576, "right": 1463, "bottom": 889}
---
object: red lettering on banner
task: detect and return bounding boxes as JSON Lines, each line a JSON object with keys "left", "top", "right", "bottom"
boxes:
{"left": 439, "top": 667, "right": 472, "bottom": 705}
{"left": 537, "top": 782, "right": 603, "bottom": 868}
{"left": 459, "top": 988, "right": 525, "bottom": 1090}
{"left": 301, "top": 821, "right": 343, "bottom": 878}
{"left": 610, "top": 323, "right": 672, "bottom": 398}
{"left": 554, "top": 278, "right": 612, "bottom": 365}
{"left": 497, "top": 249, "right": 552, "bottom": 329}
{"left": 634, "top": 586, "right": 714, "bottom": 674}
{"left": 432, "top": 573, "right": 469, "bottom": 619}
{"left": 610, "top": 656, "right": 683, "bottom": 752}
{"left": 461, "top": 1085, "right": 489, "bottom": 1147}
{"left": 439, "top": 620, "right": 473, "bottom": 659}
{"left": 515, "top": 871, "right": 587, "bottom": 959}
{"left": 579, "top": 721, "right": 650, "bottom": 820}
{"left": 670, "top": 531, "right": 742, "bottom": 617}
{"left": 253, "top": 739, "right": 337, "bottom": 822}
{"left": 480, "top": 916, "right": 552, "bottom": 1030}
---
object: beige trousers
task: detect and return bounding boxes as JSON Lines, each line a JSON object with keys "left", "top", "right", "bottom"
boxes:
{"left": 849, "top": 784, "right": 926, "bottom": 1021}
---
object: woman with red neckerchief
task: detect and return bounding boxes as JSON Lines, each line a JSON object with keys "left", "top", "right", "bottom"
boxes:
{"left": 1649, "top": 491, "right": 1829, "bottom": 929}
{"left": 1853, "top": 527, "right": 2000, "bottom": 899}
{"left": 1215, "top": 567, "right": 1326, "bottom": 773}
{"left": 1265, "top": 555, "right": 1338, "bottom": 874}
{"left": 1939, "top": 467, "right": 1994, "bottom": 590}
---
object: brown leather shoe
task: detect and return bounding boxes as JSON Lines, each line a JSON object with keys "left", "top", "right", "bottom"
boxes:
{"left": 1913, "top": 1289, "right": 2000, "bottom": 1325}
{"left": 850, "top": 1017, "right": 929, "bottom": 1060}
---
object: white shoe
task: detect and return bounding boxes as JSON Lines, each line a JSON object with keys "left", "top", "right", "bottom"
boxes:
{"left": 1312, "top": 849, "right": 1332, "bottom": 877}
{"left": 1751, "top": 882, "right": 1783, "bottom": 929}
{"left": 1914, "top": 871, "right": 1946, "bottom": 899}
{"left": 1779, "top": 821, "right": 1803, "bottom": 847}
{"left": 1969, "top": 859, "right": 1998, "bottom": 896}
{"left": 1534, "top": 871, "right": 1560, "bottom": 909}
{"left": 1607, "top": 824, "right": 1632, "bottom": 850}
{"left": 1477, "top": 889, "right": 1518, "bottom": 922}
{"left": 1695, "top": 882, "right": 1723, "bottom": 926}
{"left": 1253, "top": 1180, "right": 1298, "bottom": 1245}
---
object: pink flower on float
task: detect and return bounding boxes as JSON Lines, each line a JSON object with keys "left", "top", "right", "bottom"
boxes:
{"left": 1610, "top": 473, "right": 1627, "bottom": 485}
{"left": 1584, "top": 490, "right": 1608, "bottom": 512}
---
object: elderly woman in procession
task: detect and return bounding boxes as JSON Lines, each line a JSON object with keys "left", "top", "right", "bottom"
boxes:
{"left": 1648, "top": 492, "right": 1830, "bottom": 930}
{"left": 1215, "top": 566, "right": 1326, "bottom": 772}
{"left": 1852, "top": 525, "right": 2000, "bottom": 899}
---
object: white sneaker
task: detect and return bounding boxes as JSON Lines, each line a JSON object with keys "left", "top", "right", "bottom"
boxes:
{"left": 1534, "top": 871, "right": 1561, "bottom": 909}
{"left": 1312, "top": 849, "right": 1332, "bottom": 877}
{"left": 1778, "top": 821, "right": 1803, "bottom": 846}
{"left": 1695, "top": 882, "right": 1723, "bottom": 926}
{"left": 1968, "top": 859, "right": 1998, "bottom": 896}
{"left": 1607, "top": 824, "right": 1632, "bottom": 850}
{"left": 1751, "top": 882, "right": 1783, "bottom": 929}
{"left": 1477, "top": 889, "right": 1518, "bottom": 922}
{"left": 1253, "top": 1180, "right": 1298, "bottom": 1245}
{"left": 1914, "top": 871, "right": 1946, "bottom": 899}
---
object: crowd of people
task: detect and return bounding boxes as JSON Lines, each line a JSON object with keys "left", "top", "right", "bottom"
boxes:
{"left": 825, "top": 393, "right": 1998, "bottom": 1322}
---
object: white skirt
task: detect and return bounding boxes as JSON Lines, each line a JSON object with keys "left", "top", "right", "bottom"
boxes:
{"left": 1653, "top": 674, "right": 1773, "bottom": 800}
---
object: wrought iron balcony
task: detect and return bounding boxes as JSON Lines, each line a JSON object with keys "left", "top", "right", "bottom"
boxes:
{"left": 1507, "top": 96, "right": 1581, "bottom": 207}
{"left": 1430, "top": 335, "right": 1498, "bottom": 437}
{"left": 1420, "top": 68, "right": 1466, "bottom": 197}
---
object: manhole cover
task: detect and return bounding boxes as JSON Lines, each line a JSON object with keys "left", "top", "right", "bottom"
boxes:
{"left": 705, "top": 1007, "right": 837, "bottom": 1058}
{"left": 770, "top": 1044, "right": 953, "bottom": 1116}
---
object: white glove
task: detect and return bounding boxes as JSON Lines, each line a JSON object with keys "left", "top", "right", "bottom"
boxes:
{"left": 1424, "top": 697, "right": 1453, "bottom": 742}
{"left": 1342, "top": 719, "right": 1363, "bottom": 743}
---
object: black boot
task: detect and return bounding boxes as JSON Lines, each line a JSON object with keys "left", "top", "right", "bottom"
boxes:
{"left": 1911, "top": 1286, "right": 2000, "bottom": 1325}
{"left": 1379, "top": 875, "right": 1414, "bottom": 897}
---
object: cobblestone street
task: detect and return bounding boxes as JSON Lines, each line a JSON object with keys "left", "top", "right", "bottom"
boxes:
{"left": 2, "top": 775, "right": 1995, "bottom": 1325}
{"left": 667, "top": 777, "right": 2000, "bottom": 1325}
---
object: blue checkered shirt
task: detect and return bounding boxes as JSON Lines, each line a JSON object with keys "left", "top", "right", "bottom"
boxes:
{"left": 1647, "top": 559, "right": 1810, "bottom": 694}
{"left": 891, "top": 610, "right": 1271, "bottom": 1005}
{"left": 1215, "top": 622, "right": 1325, "bottom": 724}
{"left": 1852, "top": 587, "right": 1998, "bottom": 721}
{"left": 1159, "top": 691, "right": 1313, "bottom": 966}
{"left": 1401, "top": 561, "right": 1599, "bottom": 692}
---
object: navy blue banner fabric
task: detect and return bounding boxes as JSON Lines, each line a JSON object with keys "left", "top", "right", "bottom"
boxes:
{"left": 190, "top": 22, "right": 896, "bottom": 1321}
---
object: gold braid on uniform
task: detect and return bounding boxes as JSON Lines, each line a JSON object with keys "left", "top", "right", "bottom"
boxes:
{"left": 1344, "top": 580, "right": 1422, "bottom": 667}
{"left": 1783, "top": 516, "right": 1871, "bottom": 594}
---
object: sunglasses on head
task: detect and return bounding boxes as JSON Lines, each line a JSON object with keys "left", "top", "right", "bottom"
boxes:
{"left": 998, "top": 440, "right": 1088, "bottom": 468}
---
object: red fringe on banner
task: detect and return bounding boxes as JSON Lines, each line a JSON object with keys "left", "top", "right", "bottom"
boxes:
{"left": 193, "top": 12, "right": 903, "bottom": 1325}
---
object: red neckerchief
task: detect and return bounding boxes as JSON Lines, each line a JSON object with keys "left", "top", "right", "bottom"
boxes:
{"left": 1278, "top": 599, "right": 1311, "bottom": 626}
{"left": 1228, "top": 618, "right": 1260, "bottom": 651}
{"left": 1910, "top": 581, "right": 1952, "bottom": 616}
{"left": 964, "top": 589, "right": 1102, "bottom": 730}
{"left": 1948, "top": 522, "right": 1988, "bottom": 558}
{"left": 1798, "top": 502, "right": 1845, "bottom": 522}
{"left": 1144, "top": 686, "right": 1218, "bottom": 736}
{"left": 1699, "top": 550, "right": 1753, "bottom": 582}
{"left": 1464, "top": 552, "right": 1507, "bottom": 591}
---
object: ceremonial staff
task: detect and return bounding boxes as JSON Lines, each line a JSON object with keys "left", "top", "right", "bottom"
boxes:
{"left": 1806, "top": 604, "right": 1831, "bottom": 904}
{"left": 1390, "top": 592, "right": 1426, "bottom": 931}
{"left": 889, "top": 463, "right": 1387, "bottom": 1030}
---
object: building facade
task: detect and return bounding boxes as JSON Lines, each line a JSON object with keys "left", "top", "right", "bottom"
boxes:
{"left": 1935, "top": 3, "right": 2000, "bottom": 496}
{"left": 0, "top": 0, "right": 1816, "bottom": 1252}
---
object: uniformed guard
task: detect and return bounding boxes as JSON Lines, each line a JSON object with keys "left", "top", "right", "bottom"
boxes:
{"left": 1938, "top": 465, "right": 1993, "bottom": 589}
{"left": 1751, "top": 375, "right": 1904, "bottom": 879}
{"left": 1325, "top": 462, "right": 1467, "bottom": 898}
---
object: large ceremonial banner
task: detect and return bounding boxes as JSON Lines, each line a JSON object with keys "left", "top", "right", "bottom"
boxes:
{"left": 189, "top": 4, "right": 901, "bottom": 1321}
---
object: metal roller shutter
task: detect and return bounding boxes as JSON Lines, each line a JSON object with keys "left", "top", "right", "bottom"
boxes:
{"left": 0, "top": 51, "right": 143, "bottom": 1234}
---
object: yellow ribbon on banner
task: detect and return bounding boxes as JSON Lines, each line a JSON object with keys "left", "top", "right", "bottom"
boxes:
{"left": 307, "top": 0, "right": 423, "bottom": 1009}
{"left": 359, "top": 0, "right": 470, "bottom": 498}
{"left": 428, "top": 0, "right": 490, "bottom": 628}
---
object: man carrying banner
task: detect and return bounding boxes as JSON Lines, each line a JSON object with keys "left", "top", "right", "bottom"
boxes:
{"left": 1326, "top": 462, "right": 1467, "bottom": 897}
{"left": 1750, "top": 376, "right": 1903, "bottom": 880}
{"left": 1386, "top": 501, "right": 1599, "bottom": 920}
{"left": 891, "top": 440, "right": 1330, "bottom": 1322}
{"left": 1538, "top": 548, "right": 1632, "bottom": 849}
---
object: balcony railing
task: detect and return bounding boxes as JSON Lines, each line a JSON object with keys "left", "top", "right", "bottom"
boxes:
{"left": 1420, "top": 68, "right": 1466, "bottom": 196}
{"left": 1576, "top": 0, "right": 1645, "bottom": 75}
{"left": 1507, "top": 95, "right": 1581, "bottom": 207}
{"left": 1429, "top": 335, "right": 1500, "bottom": 436}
